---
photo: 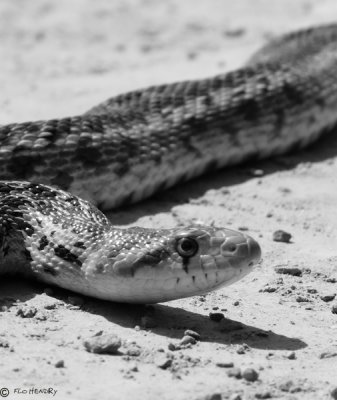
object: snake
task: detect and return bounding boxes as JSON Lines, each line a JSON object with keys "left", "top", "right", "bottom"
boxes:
{"left": 1, "top": 24, "right": 336, "bottom": 304}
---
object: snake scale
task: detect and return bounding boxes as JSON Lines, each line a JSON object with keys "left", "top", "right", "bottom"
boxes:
{"left": 1, "top": 24, "right": 336, "bottom": 303}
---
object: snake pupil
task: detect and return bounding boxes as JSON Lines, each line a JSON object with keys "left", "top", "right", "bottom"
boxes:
{"left": 176, "top": 237, "right": 198, "bottom": 257}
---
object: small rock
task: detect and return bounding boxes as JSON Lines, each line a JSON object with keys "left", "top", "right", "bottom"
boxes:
{"left": 319, "top": 347, "right": 337, "bottom": 359}
{"left": 255, "top": 391, "right": 272, "bottom": 399}
{"left": 296, "top": 296, "right": 310, "bottom": 303}
{"left": 331, "top": 304, "right": 337, "bottom": 314}
{"left": 230, "top": 395, "right": 242, "bottom": 400}
{"left": 327, "top": 277, "right": 337, "bottom": 283}
{"left": 0, "top": 339, "right": 10, "bottom": 348}
{"left": 307, "top": 288, "right": 317, "bottom": 294}
{"left": 168, "top": 343, "right": 178, "bottom": 351}
{"left": 279, "top": 380, "right": 297, "bottom": 392}
{"left": 320, "top": 294, "right": 336, "bottom": 302}
{"left": 155, "top": 354, "right": 172, "bottom": 370}
{"left": 204, "top": 393, "right": 222, "bottom": 400}
{"left": 287, "top": 351, "right": 296, "bottom": 360}
{"left": 44, "top": 302, "right": 58, "bottom": 310}
{"left": 259, "top": 285, "right": 277, "bottom": 293}
{"left": 55, "top": 360, "right": 64, "bottom": 368}
{"left": 242, "top": 368, "right": 258, "bottom": 382}
{"left": 226, "top": 367, "right": 241, "bottom": 379}
{"left": 184, "top": 329, "right": 201, "bottom": 341}
{"left": 238, "top": 226, "right": 249, "bottom": 231}
{"left": 331, "top": 387, "right": 337, "bottom": 399}
{"left": 233, "top": 301, "right": 240, "bottom": 306}
{"left": 126, "top": 347, "right": 141, "bottom": 357}
{"left": 274, "top": 266, "right": 302, "bottom": 276}
{"left": 216, "top": 361, "right": 234, "bottom": 368}
{"left": 273, "top": 230, "right": 292, "bottom": 243}
{"left": 83, "top": 334, "right": 121, "bottom": 355}
{"left": 129, "top": 364, "right": 138, "bottom": 372}
{"left": 209, "top": 312, "right": 224, "bottom": 322}
{"left": 236, "top": 344, "right": 249, "bottom": 354}
{"left": 180, "top": 335, "right": 197, "bottom": 346}
{"left": 16, "top": 306, "right": 37, "bottom": 318}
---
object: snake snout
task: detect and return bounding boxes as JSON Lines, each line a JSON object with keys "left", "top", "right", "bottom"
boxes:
{"left": 247, "top": 236, "right": 262, "bottom": 265}
{"left": 221, "top": 232, "right": 261, "bottom": 264}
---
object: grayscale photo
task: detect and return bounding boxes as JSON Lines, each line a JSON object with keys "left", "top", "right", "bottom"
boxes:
{"left": 0, "top": 1, "right": 336, "bottom": 399}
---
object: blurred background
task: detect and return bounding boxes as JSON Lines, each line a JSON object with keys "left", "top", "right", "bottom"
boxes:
{"left": 0, "top": 0, "right": 336, "bottom": 124}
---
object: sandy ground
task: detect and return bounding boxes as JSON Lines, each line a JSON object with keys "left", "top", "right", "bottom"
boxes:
{"left": 0, "top": 1, "right": 337, "bottom": 399}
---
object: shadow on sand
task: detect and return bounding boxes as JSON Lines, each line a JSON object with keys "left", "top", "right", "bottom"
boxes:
{"left": 0, "top": 277, "right": 307, "bottom": 351}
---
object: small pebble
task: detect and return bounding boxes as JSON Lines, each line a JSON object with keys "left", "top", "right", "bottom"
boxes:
{"left": 274, "top": 266, "right": 302, "bottom": 276}
{"left": 204, "top": 393, "right": 222, "bottom": 400}
{"left": 331, "top": 387, "right": 337, "bottom": 399}
{"left": 184, "top": 329, "right": 201, "bottom": 341}
{"left": 273, "top": 230, "right": 292, "bottom": 243}
{"left": 0, "top": 339, "right": 10, "bottom": 348}
{"left": 216, "top": 361, "right": 234, "bottom": 368}
{"left": 230, "top": 395, "right": 242, "bottom": 400}
{"left": 319, "top": 347, "right": 337, "bottom": 359}
{"left": 259, "top": 285, "right": 277, "bottom": 293}
{"left": 296, "top": 296, "right": 310, "bottom": 303}
{"left": 320, "top": 294, "right": 336, "bottom": 302}
{"left": 236, "top": 345, "right": 248, "bottom": 354}
{"left": 44, "top": 302, "right": 58, "bottom": 310}
{"left": 287, "top": 351, "right": 296, "bottom": 360}
{"left": 278, "top": 380, "right": 299, "bottom": 393}
{"left": 331, "top": 304, "right": 337, "bottom": 314}
{"left": 155, "top": 354, "right": 172, "bottom": 370}
{"left": 180, "top": 335, "right": 197, "bottom": 346}
{"left": 233, "top": 300, "right": 240, "bottom": 306}
{"left": 168, "top": 342, "right": 180, "bottom": 351}
{"left": 83, "top": 334, "right": 121, "bottom": 355}
{"left": 209, "top": 312, "right": 224, "bottom": 322}
{"left": 54, "top": 360, "right": 64, "bottom": 368}
{"left": 255, "top": 391, "right": 272, "bottom": 399}
{"left": 126, "top": 347, "right": 141, "bottom": 357}
{"left": 16, "top": 306, "right": 37, "bottom": 318}
{"left": 242, "top": 368, "right": 258, "bottom": 382}
{"left": 226, "top": 367, "right": 241, "bottom": 379}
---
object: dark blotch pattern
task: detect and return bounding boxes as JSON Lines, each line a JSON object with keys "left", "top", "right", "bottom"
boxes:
{"left": 54, "top": 245, "right": 82, "bottom": 267}
{"left": 38, "top": 235, "right": 49, "bottom": 251}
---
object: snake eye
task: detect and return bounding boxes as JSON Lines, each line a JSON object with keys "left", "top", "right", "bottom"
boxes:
{"left": 176, "top": 237, "right": 199, "bottom": 257}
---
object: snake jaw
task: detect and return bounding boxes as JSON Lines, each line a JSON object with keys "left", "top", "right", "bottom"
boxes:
{"left": 93, "top": 227, "right": 262, "bottom": 303}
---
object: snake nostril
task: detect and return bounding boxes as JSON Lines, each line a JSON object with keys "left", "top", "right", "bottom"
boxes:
{"left": 228, "top": 244, "right": 237, "bottom": 252}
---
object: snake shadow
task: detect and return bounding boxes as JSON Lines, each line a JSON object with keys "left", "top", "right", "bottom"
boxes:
{"left": 83, "top": 295, "right": 307, "bottom": 351}
{"left": 0, "top": 277, "right": 306, "bottom": 351}
{"left": 108, "top": 126, "right": 337, "bottom": 224}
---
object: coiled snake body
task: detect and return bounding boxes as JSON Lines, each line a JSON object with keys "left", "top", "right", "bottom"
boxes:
{"left": 1, "top": 24, "right": 336, "bottom": 303}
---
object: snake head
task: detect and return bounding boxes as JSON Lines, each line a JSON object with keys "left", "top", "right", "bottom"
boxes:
{"left": 94, "top": 226, "right": 261, "bottom": 303}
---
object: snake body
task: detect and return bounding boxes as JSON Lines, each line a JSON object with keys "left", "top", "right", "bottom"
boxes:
{"left": 1, "top": 24, "right": 336, "bottom": 303}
